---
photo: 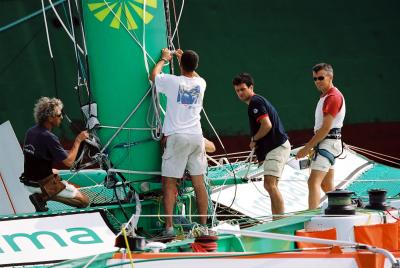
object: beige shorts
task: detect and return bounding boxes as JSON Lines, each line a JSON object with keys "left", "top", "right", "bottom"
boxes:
{"left": 263, "top": 140, "right": 291, "bottom": 178}
{"left": 310, "top": 139, "right": 343, "bottom": 172}
{"left": 25, "top": 180, "right": 79, "bottom": 199}
{"left": 162, "top": 133, "right": 206, "bottom": 178}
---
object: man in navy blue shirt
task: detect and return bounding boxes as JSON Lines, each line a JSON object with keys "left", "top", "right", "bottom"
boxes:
{"left": 21, "top": 97, "right": 89, "bottom": 212}
{"left": 233, "top": 73, "right": 291, "bottom": 219}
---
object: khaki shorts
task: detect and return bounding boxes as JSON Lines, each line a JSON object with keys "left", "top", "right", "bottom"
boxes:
{"left": 263, "top": 140, "right": 291, "bottom": 178}
{"left": 162, "top": 133, "right": 206, "bottom": 178}
{"left": 310, "top": 139, "right": 343, "bottom": 172}
{"left": 25, "top": 180, "right": 79, "bottom": 199}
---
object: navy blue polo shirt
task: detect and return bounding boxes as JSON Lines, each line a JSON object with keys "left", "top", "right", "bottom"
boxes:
{"left": 248, "top": 95, "right": 288, "bottom": 162}
{"left": 23, "top": 125, "right": 68, "bottom": 181}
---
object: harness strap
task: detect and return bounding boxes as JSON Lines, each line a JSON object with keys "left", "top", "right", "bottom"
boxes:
{"left": 312, "top": 128, "right": 344, "bottom": 165}
{"left": 314, "top": 148, "right": 336, "bottom": 165}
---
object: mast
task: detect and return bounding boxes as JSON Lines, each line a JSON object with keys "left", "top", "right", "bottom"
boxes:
{"left": 81, "top": 0, "right": 170, "bottom": 181}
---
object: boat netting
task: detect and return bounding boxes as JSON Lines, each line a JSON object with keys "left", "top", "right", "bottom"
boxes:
{"left": 346, "top": 163, "right": 400, "bottom": 199}
{"left": 48, "top": 184, "right": 129, "bottom": 211}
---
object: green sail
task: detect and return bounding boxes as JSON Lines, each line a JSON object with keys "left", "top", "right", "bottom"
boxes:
{"left": 82, "top": 0, "right": 168, "bottom": 181}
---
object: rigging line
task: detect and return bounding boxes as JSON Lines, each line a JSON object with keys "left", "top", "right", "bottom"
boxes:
{"left": 63, "top": 0, "right": 90, "bottom": 99}
{"left": 119, "top": 4, "right": 143, "bottom": 48}
{"left": 41, "top": 0, "right": 53, "bottom": 58}
{"left": 72, "top": 0, "right": 92, "bottom": 108}
{"left": 0, "top": 0, "right": 66, "bottom": 33}
{"left": 102, "top": 0, "right": 156, "bottom": 65}
{"left": 163, "top": 0, "right": 175, "bottom": 74}
{"left": 60, "top": 3, "right": 92, "bottom": 127}
{"left": 100, "top": 87, "right": 153, "bottom": 154}
{"left": 212, "top": 150, "right": 253, "bottom": 158}
{"left": 61, "top": 2, "right": 88, "bottom": 81}
{"left": 61, "top": 3, "right": 87, "bottom": 80}
{"left": 47, "top": 0, "right": 85, "bottom": 55}
{"left": 142, "top": 0, "right": 150, "bottom": 77}
{"left": 66, "top": 0, "right": 78, "bottom": 61}
{"left": 0, "top": 26, "right": 43, "bottom": 77}
{"left": 73, "top": 0, "right": 88, "bottom": 54}
{"left": 203, "top": 108, "right": 240, "bottom": 216}
{"left": 349, "top": 145, "right": 400, "bottom": 161}
{"left": 350, "top": 148, "right": 400, "bottom": 166}
{"left": 202, "top": 109, "right": 227, "bottom": 153}
{"left": 62, "top": 0, "right": 91, "bottom": 115}
{"left": 170, "top": 0, "right": 179, "bottom": 48}
{"left": 170, "top": 0, "right": 184, "bottom": 46}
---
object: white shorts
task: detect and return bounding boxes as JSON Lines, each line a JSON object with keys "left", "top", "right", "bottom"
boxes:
{"left": 25, "top": 180, "right": 79, "bottom": 199}
{"left": 162, "top": 133, "right": 206, "bottom": 178}
{"left": 263, "top": 140, "right": 291, "bottom": 178}
{"left": 310, "top": 139, "right": 343, "bottom": 172}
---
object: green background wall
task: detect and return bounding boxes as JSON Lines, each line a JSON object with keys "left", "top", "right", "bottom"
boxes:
{"left": 177, "top": 0, "right": 400, "bottom": 136}
{"left": 0, "top": 1, "right": 83, "bottom": 140}
{"left": 1, "top": 0, "right": 399, "bottom": 141}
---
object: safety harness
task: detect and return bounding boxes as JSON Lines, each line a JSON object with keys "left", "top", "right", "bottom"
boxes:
{"left": 313, "top": 128, "right": 344, "bottom": 165}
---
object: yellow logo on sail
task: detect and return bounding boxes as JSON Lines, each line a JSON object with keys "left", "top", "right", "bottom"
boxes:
{"left": 88, "top": 0, "right": 157, "bottom": 30}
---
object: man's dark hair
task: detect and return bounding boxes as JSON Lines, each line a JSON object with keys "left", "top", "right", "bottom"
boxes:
{"left": 181, "top": 50, "right": 199, "bottom": 72}
{"left": 312, "top": 63, "right": 334, "bottom": 76}
{"left": 232, "top": 73, "right": 254, "bottom": 87}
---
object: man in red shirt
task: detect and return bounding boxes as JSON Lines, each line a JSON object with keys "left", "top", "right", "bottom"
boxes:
{"left": 296, "top": 63, "right": 346, "bottom": 209}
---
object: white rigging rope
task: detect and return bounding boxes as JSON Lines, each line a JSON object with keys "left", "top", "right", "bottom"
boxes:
{"left": 170, "top": 0, "right": 184, "bottom": 44}
{"left": 73, "top": 0, "right": 88, "bottom": 54}
{"left": 142, "top": 0, "right": 150, "bottom": 76}
{"left": 47, "top": 0, "right": 85, "bottom": 55}
{"left": 100, "top": 87, "right": 154, "bottom": 154}
{"left": 66, "top": 0, "right": 82, "bottom": 89}
{"left": 349, "top": 145, "right": 400, "bottom": 164}
{"left": 41, "top": 0, "right": 54, "bottom": 58}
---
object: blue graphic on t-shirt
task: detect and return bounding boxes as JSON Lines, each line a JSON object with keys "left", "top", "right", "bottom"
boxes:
{"left": 177, "top": 85, "right": 201, "bottom": 105}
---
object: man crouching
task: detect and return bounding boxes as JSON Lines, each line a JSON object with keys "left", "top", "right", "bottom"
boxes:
{"left": 20, "top": 97, "right": 89, "bottom": 212}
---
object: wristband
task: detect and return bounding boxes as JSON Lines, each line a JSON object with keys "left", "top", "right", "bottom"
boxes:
{"left": 160, "top": 58, "right": 168, "bottom": 62}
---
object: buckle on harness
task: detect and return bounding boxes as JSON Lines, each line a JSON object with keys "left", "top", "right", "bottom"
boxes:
{"left": 326, "top": 128, "right": 342, "bottom": 139}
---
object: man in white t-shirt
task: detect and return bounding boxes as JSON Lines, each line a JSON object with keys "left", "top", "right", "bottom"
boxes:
{"left": 150, "top": 48, "right": 208, "bottom": 235}
{"left": 296, "top": 63, "right": 346, "bottom": 209}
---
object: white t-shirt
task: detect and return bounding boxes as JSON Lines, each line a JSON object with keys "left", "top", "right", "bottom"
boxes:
{"left": 314, "top": 87, "right": 346, "bottom": 132}
{"left": 155, "top": 73, "right": 206, "bottom": 136}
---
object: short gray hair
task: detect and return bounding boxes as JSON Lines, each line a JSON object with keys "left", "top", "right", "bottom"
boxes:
{"left": 33, "top": 97, "right": 63, "bottom": 125}
{"left": 312, "top": 63, "right": 333, "bottom": 77}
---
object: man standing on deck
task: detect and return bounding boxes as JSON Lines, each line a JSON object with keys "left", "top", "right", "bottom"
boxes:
{"left": 150, "top": 48, "right": 208, "bottom": 235}
{"left": 20, "top": 97, "right": 89, "bottom": 212}
{"left": 233, "top": 73, "right": 291, "bottom": 219}
{"left": 296, "top": 63, "right": 346, "bottom": 209}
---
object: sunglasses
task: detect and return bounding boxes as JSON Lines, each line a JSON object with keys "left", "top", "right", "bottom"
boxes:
{"left": 313, "top": 76, "right": 325, "bottom": 81}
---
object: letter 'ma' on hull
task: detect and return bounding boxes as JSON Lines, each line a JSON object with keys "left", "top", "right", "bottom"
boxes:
{"left": 82, "top": 0, "right": 169, "bottom": 181}
{"left": 3, "top": 231, "right": 67, "bottom": 252}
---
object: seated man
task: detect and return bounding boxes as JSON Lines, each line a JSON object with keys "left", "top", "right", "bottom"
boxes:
{"left": 20, "top": 97, "right": 90, "bottom": 212}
